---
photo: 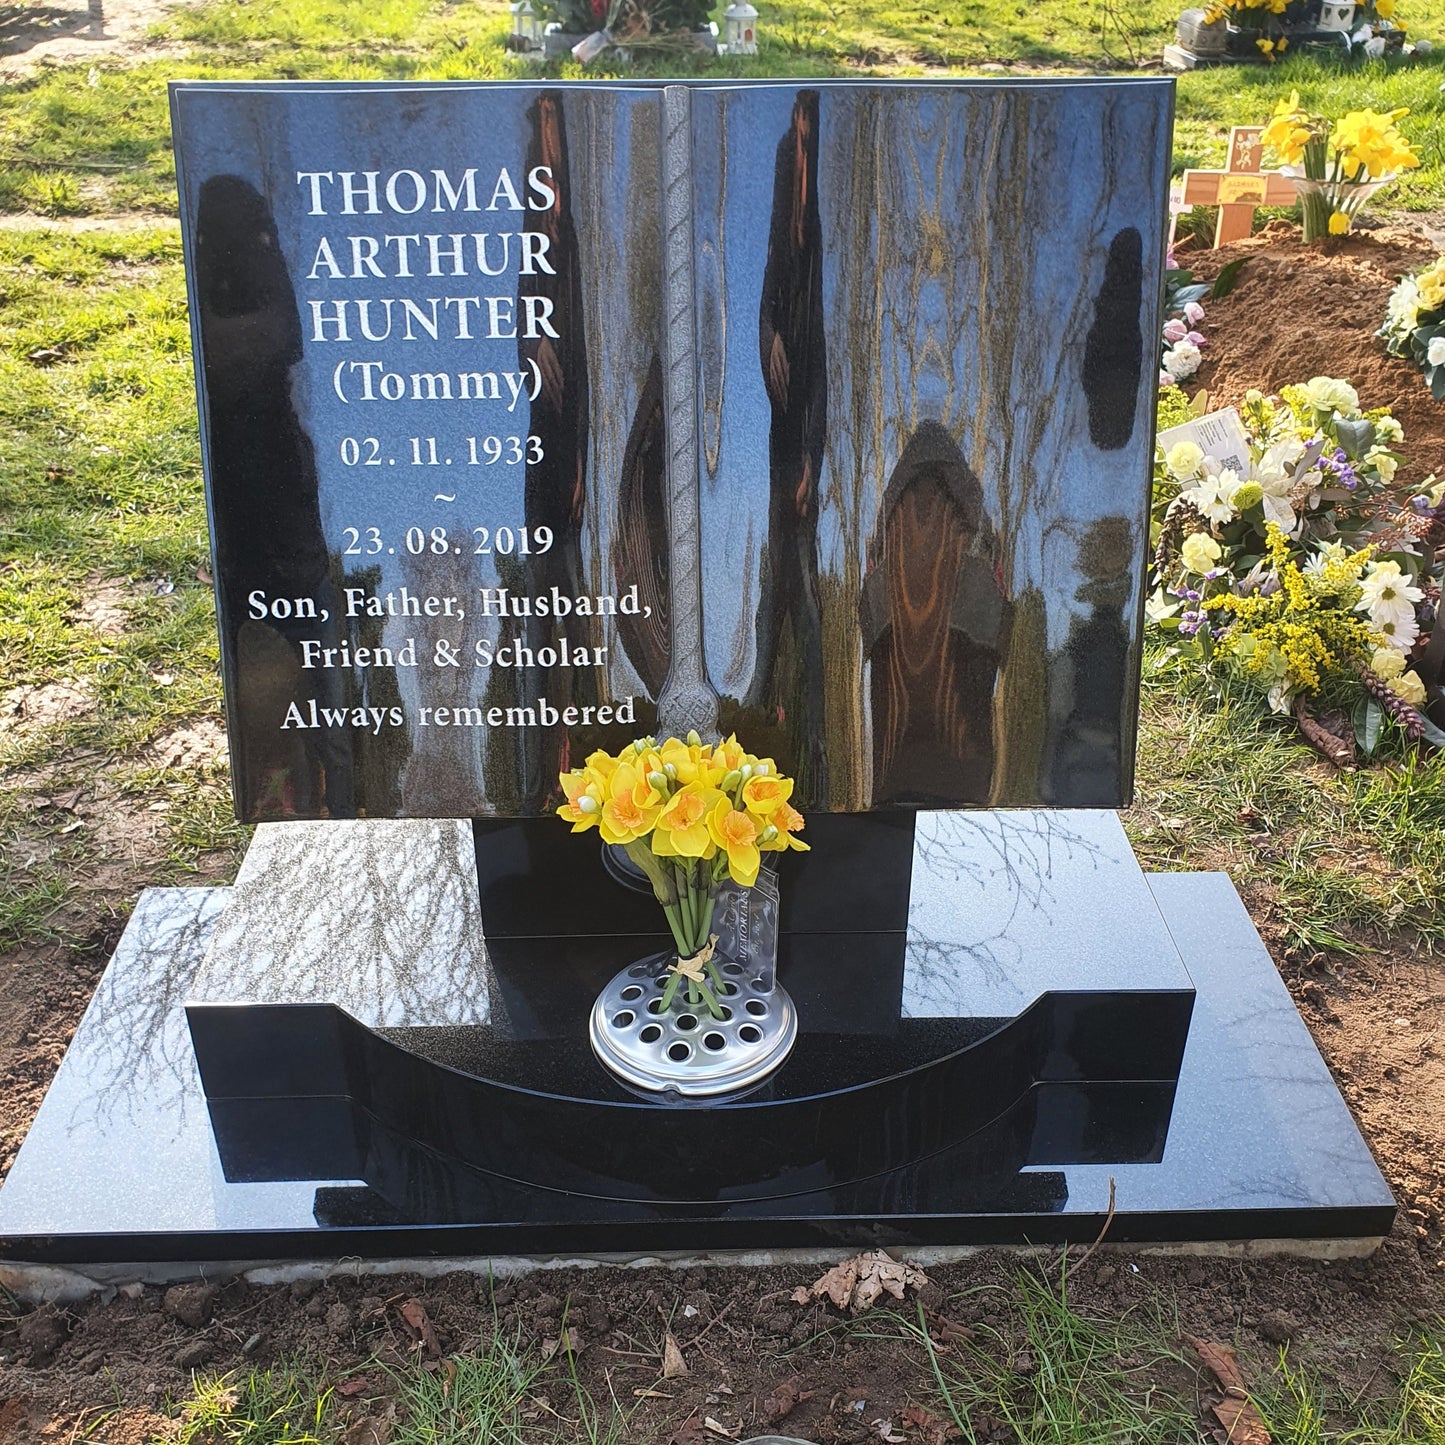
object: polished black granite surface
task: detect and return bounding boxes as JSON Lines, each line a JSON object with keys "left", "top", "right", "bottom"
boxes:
{"left": 180, "top": 810, "right": 1194, "bottom": 1208}
{"left": 173, "top": 79, "right": 1172, "bottom": 819}
{"left": 0, "top": 867, "right": 1393, "bottom": 1262}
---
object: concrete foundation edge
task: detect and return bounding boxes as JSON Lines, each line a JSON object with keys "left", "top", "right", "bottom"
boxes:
{"left": 0, "top": 1237, "right": 1387, "bottom": 1303}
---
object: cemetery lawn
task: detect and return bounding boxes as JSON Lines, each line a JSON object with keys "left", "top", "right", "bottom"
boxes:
{"left": 0, "top": 0, "right": 1444, "bottom": 215}
{"left": 4, "top": 0, "right": 1445, "bottom": 1437}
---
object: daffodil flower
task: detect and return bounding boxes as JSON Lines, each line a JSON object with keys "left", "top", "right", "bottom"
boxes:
{"left": 708, "top": 797, "right": 761, "bottom": 887}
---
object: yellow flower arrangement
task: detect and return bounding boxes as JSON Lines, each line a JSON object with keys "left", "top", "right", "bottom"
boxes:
{"left": 1202, "top": 525, "right": 1381, "bottom": 703}
{"left": 558, "top": 733, "right": 808, "bottom": 1015}
{"left": 1262, "top": 92, "right": 1419, "bottom": 241}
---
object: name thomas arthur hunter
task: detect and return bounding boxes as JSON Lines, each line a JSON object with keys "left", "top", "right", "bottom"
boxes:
{"left": 276, "top": 583, "right": 647, "bottom": 734}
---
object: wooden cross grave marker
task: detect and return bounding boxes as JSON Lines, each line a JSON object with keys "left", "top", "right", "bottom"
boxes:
{"left": 1176, "top": 126, "right": 1296, "bottom": 247}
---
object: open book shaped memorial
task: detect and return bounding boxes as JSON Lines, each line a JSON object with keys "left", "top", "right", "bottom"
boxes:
{"left": 0, "top": 80, "right": 1394, "bottom": 1271}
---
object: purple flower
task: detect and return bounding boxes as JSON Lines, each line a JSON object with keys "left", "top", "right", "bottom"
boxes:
{"left": 1163, "top": 318, "right": 1188, "bottom": 343}
{"left": 1184, "top": 301, "right": 1205, "bottom": 325}
{"left": 1186, "top": 331, "right": 1206, "bottom": 347}
{"left": 1412, "top": 494, "right": 1432, "bottom": 512}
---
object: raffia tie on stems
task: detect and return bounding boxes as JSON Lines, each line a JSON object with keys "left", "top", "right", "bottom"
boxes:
{"left": 659, "top": 934, "right": 726, "bottom": 1017}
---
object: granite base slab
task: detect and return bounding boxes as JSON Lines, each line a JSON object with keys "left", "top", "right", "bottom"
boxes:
{"left": 0, "top": 868, "right": 1394, "bottom": 1267}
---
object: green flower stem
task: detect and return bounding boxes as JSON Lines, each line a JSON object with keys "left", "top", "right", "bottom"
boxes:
{"left": 677, "top": 878, "right": 696, "bottom": 946}
{"left": 661, "top": 900, "right": 690, "bottom": 958}
{"left": 659, "top": 968, "right": 684, "bottom": 1011}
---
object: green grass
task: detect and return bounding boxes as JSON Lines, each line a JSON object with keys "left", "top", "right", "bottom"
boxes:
{"left": 165, "top": 1368, "right": 335, "bottom": 1445}
{"left": 0, "top": 0, "right": 1442, "bottom": 217}
{"left": 864, "top": 1268, "right": 1445, "bottom": 1445}
{"left": 152, "top": 1334, "right": 631, "bottom": 1445}
{"left": 1254, "top": 1328, "right": 1445, "bottom": 1443}
{"left": 1129, "top": 646, "right": 1445, "bottom": 953}
{"left": 387, "top": 1332, "right": 545, "bottom": 1445}
{"left": 1173, "top": 53, "right": 1445, "bottom": 210}
{"left": 876, "top": 1268, "right": 1198, "bottom": 1445}
{"left": 144, "top": 1291, "right": 1445, "bottom": 1445}
{"left": 0, "top": 227, "right": 243, "bottom": 929}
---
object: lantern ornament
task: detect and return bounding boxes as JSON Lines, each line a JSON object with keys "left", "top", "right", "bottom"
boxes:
{"left": 509, "top": 0, "right": 543, "bottom": 50}
{"left": 724, "top": 0, "right": 759, "bottom": 53}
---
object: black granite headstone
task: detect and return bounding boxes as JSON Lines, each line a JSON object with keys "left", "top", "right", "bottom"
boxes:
{"left": 173, "top": 79, "right": 1172, "bottom": 820}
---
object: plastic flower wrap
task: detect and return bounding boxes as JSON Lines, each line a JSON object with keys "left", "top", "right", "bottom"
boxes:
{"left": 1149, "top": 381, "right": 1443, "bottom": 750}
{"left": 1379, "top": 256, "right": 1445, "bottom": 400}
{"left": 1262, "top": 92, "right": 1419, "bottom": 240}
{"left": 558, "top": 734, "right": 807, "bottom": 1015}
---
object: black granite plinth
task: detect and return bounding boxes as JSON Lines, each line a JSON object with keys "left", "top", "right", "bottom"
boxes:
{"left": 0, "top": 823, "right": 1395, "bottom": 1266}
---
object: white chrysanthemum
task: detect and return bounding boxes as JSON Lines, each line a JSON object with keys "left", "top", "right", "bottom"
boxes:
{"left": 1303, "top": 376, "right": 1360, "bottom": 415}
{"left": 1305, "top": 540, "right": 1348, "bottom": 571}
{"left": 1166, "top": 441, "right": 1204, "bottom": 479}
{"left": 1374, "top": 610, "right": 1421, "bottom": 652}
{"left": 1370, "top": 646, "right": 1408, "bottom": 680}
{"left": 1163, "top": 341, "right": 1202, "bottom": 380}
{"left": 1357, "top": 562, "right": 1425, "bottom": 624}
{"left": 1303, "top": 540, "right": 1358, "bottom": 589}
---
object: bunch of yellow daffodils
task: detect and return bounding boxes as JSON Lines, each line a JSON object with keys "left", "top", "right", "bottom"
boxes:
{"left": 558, "top": 734, "right": 808, "bottom": 1015}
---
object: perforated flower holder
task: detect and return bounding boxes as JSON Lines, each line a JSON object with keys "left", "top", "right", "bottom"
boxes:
{"left": 589, "top": 871, "right": 798, "bottom": 1098}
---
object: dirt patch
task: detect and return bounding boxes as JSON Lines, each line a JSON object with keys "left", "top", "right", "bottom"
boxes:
{"left": 1288, "top": 939, "right": 1445, "bottom": 1262}
{"left": 0, "top": 0, "right": 200, "bottom": 76}
{"left": 1182, "top": 221, "right": 1445, "bottom": 486}
{"left": 0, "top": 1246, "right": 1440, "bottom": 1444}
{"left": 0, "top": 683, "right": 95, "bottom": 739}
{"left": 140, "top": 718, "right": 228, "bottom": 771}
{"left": 67, "top": 573, "right": 139, "bottom": 639}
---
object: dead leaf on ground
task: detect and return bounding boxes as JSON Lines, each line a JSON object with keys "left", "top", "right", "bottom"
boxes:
{"left": 900, "top": 1403, "right": 962, "bottom": 1442}
{"left": 26, "top": 347, "right": 66, "bottom": 367}
{"left": 793, "top": 1251, "right": 929, "bottom": 1313}
{"left": 662, "top": 1331, "right": 689, "bottom": 1378}
{"left": 540, "top": 1327, "right": 583, "bottom": 1362}
{"left": 666, "top": 1417, "right": 705, "bottom": 1445}
{"left": 762, "top": 1374, "right": 815, "bottom": 1422}
{"left": 397, "top": 1298, "right": 441, "bottom": 1358}
{"left": 336, "top": 1377, "right": 372, "bottom": 1397}
{"left": 1185, "top": 1334, "right": 1272, "bottom": 1445}
{"left": 872, "top": 1419, "right": 907, "bottom": 1443}
{"left": 923, "top": 1310, "right": 976, "bottom": 1351}
{"left": 702, "top": 1418, "right": 737, "bottom": 1439}
{"left": 340, "top": 1404, "right": 396, "bottom": 1445}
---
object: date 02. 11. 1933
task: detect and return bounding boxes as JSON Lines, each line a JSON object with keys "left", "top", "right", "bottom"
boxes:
{"left": 337, "top": 435, "right": 543, "bottom": 467}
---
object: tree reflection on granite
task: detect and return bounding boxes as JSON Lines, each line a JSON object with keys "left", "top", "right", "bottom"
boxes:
{"left": 903, "top": 811, "right": 1180, "bottom": 1019}
{"left": 190, "top": 819, "right": 490, "bottom": 1027}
